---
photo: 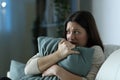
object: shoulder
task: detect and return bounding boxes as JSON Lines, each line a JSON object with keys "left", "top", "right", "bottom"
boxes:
{"left": 91, "top": 45, "right": 105, "bottom": 64}
{"left": 91, "top": 45, "right": 102, "bottom": 50}
{"left": 91, "top": 45, "right": 103, "bottom": 54}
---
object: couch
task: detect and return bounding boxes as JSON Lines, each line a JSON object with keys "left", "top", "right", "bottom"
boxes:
{"left": 95, "top": 45, "right": 120, "bottom": 80}
{"left": 7, "top": 44, "right": 120, "bottom": 80}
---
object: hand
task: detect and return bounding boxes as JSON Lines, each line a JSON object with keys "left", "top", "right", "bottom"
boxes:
{"left": 56, "top": 39, "right": 79, "bottom": 58}
{"left": 42, "top": 65, "right": 60, "bottom": 77}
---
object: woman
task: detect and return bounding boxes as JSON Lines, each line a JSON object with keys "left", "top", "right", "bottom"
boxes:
{"left": 25, "top": 11, "right": 105, "bottom": 80}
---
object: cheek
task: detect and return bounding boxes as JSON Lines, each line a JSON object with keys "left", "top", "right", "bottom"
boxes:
{"left": 77, "top": 34, "right": 88, "bottom": 43}
{"left": 81, "top": 34, "right": 87, "bottom": 40}
{"left": 66, "top": 34, "right": 70, "bottom": 40}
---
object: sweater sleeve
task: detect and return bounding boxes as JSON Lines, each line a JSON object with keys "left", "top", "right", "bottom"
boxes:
{"left": 82, "top": 46, "right": 105, "bottom": 80}
{"left": 24, "top": 53, "right": 42, "bottom": 75}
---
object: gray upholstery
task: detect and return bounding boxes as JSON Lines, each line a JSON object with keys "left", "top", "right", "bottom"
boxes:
{"left": 104, "top": 45, "right": 120, "bottom": 59}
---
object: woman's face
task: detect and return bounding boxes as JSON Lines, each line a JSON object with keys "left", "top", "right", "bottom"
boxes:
{"left": 66, "top": 21, "right": 88, "bottom": 46}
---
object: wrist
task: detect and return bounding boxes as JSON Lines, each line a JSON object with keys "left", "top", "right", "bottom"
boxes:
{"left": 54, "top": 65, "right": 62, "bottom": 76}
{"left": 55, "top": 66, "right": 66, "bottom": 79}
{"left": 55, "top": 50, "right": 64, "bottom": 59}
{"left": 55, "top": 50, "right": 68, "bottom": 59}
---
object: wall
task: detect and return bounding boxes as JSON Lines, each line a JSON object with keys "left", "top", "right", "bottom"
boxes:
{"left": 0, "top": 0, "right": 35, "bottom": 76}
{"left": 92, "top": 0, "right": 120, "bottom": 45}
{"left": 80, "top": 0, "right": 92, "bottom": 12}
{"left": 80, "top": 0, "right": 120, "bottom": 45}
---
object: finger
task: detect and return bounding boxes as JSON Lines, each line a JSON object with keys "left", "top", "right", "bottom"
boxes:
{"left": 42, "top": 71, "right": 49, "bottom": 77}
{"left": 59, "top": 39, "right": 66, "bottom": 44}
{"left": 42, "top": 73, "right": 45, "bottom": 77}
{"left": 70, "top": 50, "right": 80, "bottom": 54}
{"left": 42, "top": 72, "right": 46, "bottom": 77}
{"left": 42, "top": 73, "right": 49, "bottom": 77}
{"left": 65, "top": 41, "right": 76, "bottom": 48}
{"left": 70, "top": 44, "right": 76, "bottom": 49}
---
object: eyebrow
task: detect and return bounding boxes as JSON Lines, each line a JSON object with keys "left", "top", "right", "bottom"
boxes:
{"left": 66, "top": 28, "right": 81, "bottom": 30}
{"left": 66, "top": 28, "right": 80, "bottom": 30}
{"left": 66, "top": 29, "right": 81, "bottom": 32}
{"left": 71, "top": 28, "right": 81, "bottom": 31}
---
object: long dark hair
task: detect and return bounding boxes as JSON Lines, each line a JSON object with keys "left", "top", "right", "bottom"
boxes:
{"left": 64, "top": 11, "right": 104, "bottom": 51}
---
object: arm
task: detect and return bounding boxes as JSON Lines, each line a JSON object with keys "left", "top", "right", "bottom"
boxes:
{"left": 43, "top": 65, "right": 82, "bottom": 80}
{"left": 83, "top": 46, "right": 105, "bottom": 80}
{"left": 56, "top": 66, "right": 82, "bottom": 80}
{"left": 37, "top": 50, "right": 63, "bottom": 73}
{"left": 24, "top": 51, "right": 62, "bottom": 75}
{"left": 42, "top": 46, "right": 105, "bottom": 80}
{"left": 24, "top": 39, "right": 79, "bottom": 75}
{"left": 38, "top": 39, "right": 79, "bottom": 73}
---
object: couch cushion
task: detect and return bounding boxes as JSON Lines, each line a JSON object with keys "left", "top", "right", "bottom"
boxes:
{"left": 104, "top": 45, "right": 120, "bottom": 59}
{"left": 9, "top": 60, "right": 25, "bottom": 80}
{"left": 95, "top": 49, "right": 120, "bottom": 80}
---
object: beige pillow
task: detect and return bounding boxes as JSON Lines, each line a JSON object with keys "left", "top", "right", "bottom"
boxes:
{"left": 95, "top": 49, "right": 120, "bottom": 80}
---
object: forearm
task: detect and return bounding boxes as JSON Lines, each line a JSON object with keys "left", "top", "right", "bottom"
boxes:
{"left": 56, "top": 67, "right": 82, "bottom": 80}
{"left": 38, "top": 51, "right": 63, "bottom": 73}
{"left": 25, "top": 51, "right": 62, "bottom": 75}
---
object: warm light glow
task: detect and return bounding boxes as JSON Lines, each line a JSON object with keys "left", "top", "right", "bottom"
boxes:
{"left": 1, "top": 1, "right": 7, "bottom": 8}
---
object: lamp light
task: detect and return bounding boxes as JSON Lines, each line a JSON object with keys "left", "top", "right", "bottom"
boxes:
{"left": 1, "top": 1, "right": 7, "bottom": 8}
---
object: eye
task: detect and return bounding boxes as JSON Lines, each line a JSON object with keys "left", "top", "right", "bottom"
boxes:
{"left": 66, "top": 30, "right": 70, "bottom": 34}
{"left": 73, "top": 31, "right": 80, "bottom": 34}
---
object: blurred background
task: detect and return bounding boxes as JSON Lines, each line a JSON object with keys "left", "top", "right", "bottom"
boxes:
{"left": 0, "top": 0, "right": 120, "bottom": 76}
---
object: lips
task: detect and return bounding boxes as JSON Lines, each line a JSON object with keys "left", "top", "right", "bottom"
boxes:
{"left": 70, "top": 41, "right": 77, "bottom": 45}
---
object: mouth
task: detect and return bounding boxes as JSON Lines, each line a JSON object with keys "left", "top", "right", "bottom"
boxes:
{"left": 70, "top": 42, "right": 78, "bottom": 45}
